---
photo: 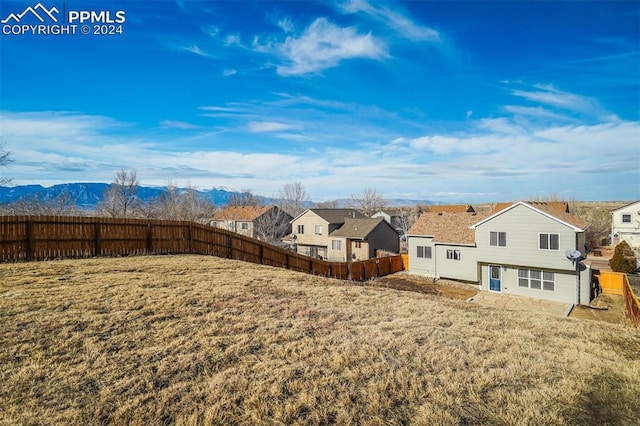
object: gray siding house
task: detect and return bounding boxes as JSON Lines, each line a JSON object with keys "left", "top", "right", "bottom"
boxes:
{"left": 408, "top": 202, "right": 592, "bottom": 305}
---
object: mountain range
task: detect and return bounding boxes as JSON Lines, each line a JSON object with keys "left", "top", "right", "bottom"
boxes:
{"left": 0, "top": 183, "right": 431, "bottom": 211}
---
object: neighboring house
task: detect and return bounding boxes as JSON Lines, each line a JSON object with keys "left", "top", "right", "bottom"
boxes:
{"left": 611, "top": 201, "right": 640, "bottom": 249}
{"left": 328, "top": 217, "right": 400, "bottom": 261}
{"left": 408, "top": 202, "right": 592, "bottom": 305}
{"left": 209, "top": 205, "right": 292, "bottom": 241}
{"left": 427, "top": 204, "right": 476, "bottom": 214}
{"left": 372, "top": 208, "right": 407, "bottom": 232}
{"left": 291, "top": 209, "right": 398, "bottom": 261}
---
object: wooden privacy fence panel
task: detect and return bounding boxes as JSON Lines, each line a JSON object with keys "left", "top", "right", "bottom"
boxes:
{"left": 598, "top": 271, "right": 624, "bottom": 295}
{"left": 0, "top": 216, "right": 404, "bottom": 281}
{"left": 622, "top": 275, "right": 640, "bottom": 327}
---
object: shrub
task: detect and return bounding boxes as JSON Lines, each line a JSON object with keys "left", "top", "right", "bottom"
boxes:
{"left": 609, "top": 241, "right": 638, "bottom": 273}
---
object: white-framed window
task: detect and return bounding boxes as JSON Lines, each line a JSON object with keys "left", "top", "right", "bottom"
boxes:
{"left": 241, "top": 222, "right": 249, "bottom": 230}
{"left": 211, "top": 221, "right": 218, "bottom": 227}
{"left": 355, "top": 241, "right": 363, "bottom": 249}
{"left": 315, "top": 225, "right": 322, "bottom": 235}
{"left": 416, "top": 246, "right": 432, "bottom": 259}
{"left": 518, "top": 269, "right": 555, "bottom": 291}
{"left": 297, "top": 225, "right": 304, "bottom": 234}
{"left": 446, "top": 249, "right": 461, "bottom": 260}
{"left": 331, "top": 240, "right": 342, "bottom": 250}
{"left": 539, "top": 233, "right": 560, "bottom": 250}
{"left": 622, "top": 214, "right": 631, "bottom": 223}
{"left": 490, "top": 231, "right": 507, "bottom": 247}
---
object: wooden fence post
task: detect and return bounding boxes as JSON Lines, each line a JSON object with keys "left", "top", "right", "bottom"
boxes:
{"left": 147, "top": 223, "right": 153, "bottom": 254}
{"left": 259, "top": 243, "right": 263, "bottom": 264}
{"left": 25, "top": 219, "right": 33, "bottom": 261}
{"left": 188, "top": 224, "right": 193, "bottom": 254}
{"left": 94, "top": 222, "right": 101, "bottom": 257}
{"left": 227, "top": 234, "right": 232, "bottom": 259}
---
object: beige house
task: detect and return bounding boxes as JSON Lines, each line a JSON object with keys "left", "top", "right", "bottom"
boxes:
{"left": 408, "top": 202, "right": 593, "bottom": 305}
{"left": 291, "top": 209, "right": 399, "bottom": 261}
{"left": 209, "top": 205, "right": 292, "bottom": 241}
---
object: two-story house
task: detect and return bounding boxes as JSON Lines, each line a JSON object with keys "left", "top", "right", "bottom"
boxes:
{"left": 209, "top": 205, "right": 292, "bottom": 241}
{"left": 611, "top": 200, "right": 640, "bottom": 249}
{"left": 327, "top": 217, "right": 400, "bottom": 261}
{"left": 291, "top": 209, "right": 366, "bottom": 259}
{"left": 291, "top": 209, "right": 399, "bottom": 261}
{"left": 408, "top": 202, "right": 592, "bottom": 305}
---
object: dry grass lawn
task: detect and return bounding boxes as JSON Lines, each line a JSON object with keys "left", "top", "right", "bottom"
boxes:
{"left": 1, "top": 255, "right": 639, "bottom": 425}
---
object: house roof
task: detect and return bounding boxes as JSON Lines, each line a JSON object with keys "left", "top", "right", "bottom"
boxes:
{"left": 472, "top": 201, "right": 589, "bottom": 231}
{"left": 210, "top": 205, "right": 274, "bottom": 221}
{"left": 491, "top": 201, "right": 569, "bottom": 214}
{"left": 408, "top": 212, "right": 490, "bottom": 244}
{"left": 293, "top": 208, "right": 367, "bottom": 224}
{"left": 373, "top": 207, "right": 409, "bottom": 217}
{"left": 329, "top": 217, "right": 395, "bottom": 239}
{"left": 428, "top": 204, "right": 475, "bottom": 213}
{"left": 611, "top": 200, "right": 640, "bottom": 213}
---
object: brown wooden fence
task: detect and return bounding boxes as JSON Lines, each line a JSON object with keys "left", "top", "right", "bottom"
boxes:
{"left": 0, "top": 216, "right": 404, "bottom": 281}
{"left": 622, "top": 274, "right": 640, "bottom": 327}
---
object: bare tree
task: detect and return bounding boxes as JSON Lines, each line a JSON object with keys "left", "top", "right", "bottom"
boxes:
{"left": 150, "top": 184, "right": 215, "bottom": 222}
{"left": 252, "top": 206, "right": 292, "bottom": 242}
{"left": 5, "top": 191, "right": 79, "bottom": 216}
{"left": 0, "top": 145, "right": 13, "bottom": 186}
{"left": 315, "top": 199, "right": 339, "bottom": 208}
{"left": 228, "top": 189, "right": 262, "bottom": 207}
{"left": 279, "top": 182, "right": 309, "bottom": 217}
{"left": 97, "top": 169, "right": 140, "bottom": 218}
{"left": 350, "top": 187, "right": 387, "bottom": 217}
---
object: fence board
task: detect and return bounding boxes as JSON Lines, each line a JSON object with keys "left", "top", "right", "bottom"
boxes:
{"left": 0, "top": 215, "right": 404, "bottom": 281}
{"left": 623, "top": 275, "right": 640, "bottom": 327}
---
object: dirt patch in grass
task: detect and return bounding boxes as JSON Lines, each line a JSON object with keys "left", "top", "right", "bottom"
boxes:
{"left": 1, "top": 255, "right": 639, "bottom": 425}
{"left": 570, "top": 294, "right": 628, "bottom": 325}
{"left": 368, "top": 274, "right": 479, "bottom": 300}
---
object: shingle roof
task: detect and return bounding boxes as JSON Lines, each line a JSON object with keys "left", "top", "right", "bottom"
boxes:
{"left": 428, "top": 204, "right": 475, "bottom": 213}
{"left": 211, "top": 205, "right": 274, "bottom": 221}
{"left": 309, "top": 208, "right": 367, "bottom": 224}
{"left": 329, "top": 217, "right": 394, "bottom": 239}
{"left": 408, "top": 212, "right": 490, "bottom": 244}
{"left": 491, "top": 201, "right": 569, "bottom": 214}
{"left": 474, "top": 201, "right": 589, "bottom": 231}
{"left": 528, "top": 203, "right": 589, "bottom": 230}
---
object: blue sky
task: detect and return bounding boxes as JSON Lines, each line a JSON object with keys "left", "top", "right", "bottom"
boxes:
{"left": 1, "top": 0, "right": 638, "bottom": 202}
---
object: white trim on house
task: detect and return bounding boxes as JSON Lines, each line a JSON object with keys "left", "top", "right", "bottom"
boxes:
{"left": 538, "top": 232, "right": 560, "bottom": 251}
{"left": 470, "top": 201, "right": 586, "bottom": 232}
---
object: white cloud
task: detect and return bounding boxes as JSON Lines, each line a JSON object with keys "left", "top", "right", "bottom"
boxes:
{"left": 2, "top": 102, "right": 637, "bottom": 203}
{"left": 178, "top": 45, "right": 214, "bottom": 58}
{"left": 509, "top": 83, "right": 618, "bottom": 121}
{"left": 224, "top": 34, "right": 242, "bottom": 47}
{"left": 247, "top": 121, "right": 296, "bottom": 132}
{"left": 502, "top": 105, "right": 570, "bottom": 121}
{"left": 255, "top": 17, "right": 389, "bottom": 76}
{"left": 277, "top": 18, "right": 295, "bottom": 34}
{"left": 338, "top": 0, "right": 440, "bottom": 42}
{"left": 222, "top": 68, "right": 237, "bottom": 77}
{"left": 159, "top": 120, "right": 198, "bottom": 129}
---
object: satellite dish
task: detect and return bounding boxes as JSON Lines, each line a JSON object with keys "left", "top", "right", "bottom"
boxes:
{"left": 565, "top": 249, "right": 582, "bottom": 261}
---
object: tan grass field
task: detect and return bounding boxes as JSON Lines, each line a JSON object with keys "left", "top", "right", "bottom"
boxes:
{"left": 1, "top": 255, "right": 639, "bottom": 425}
